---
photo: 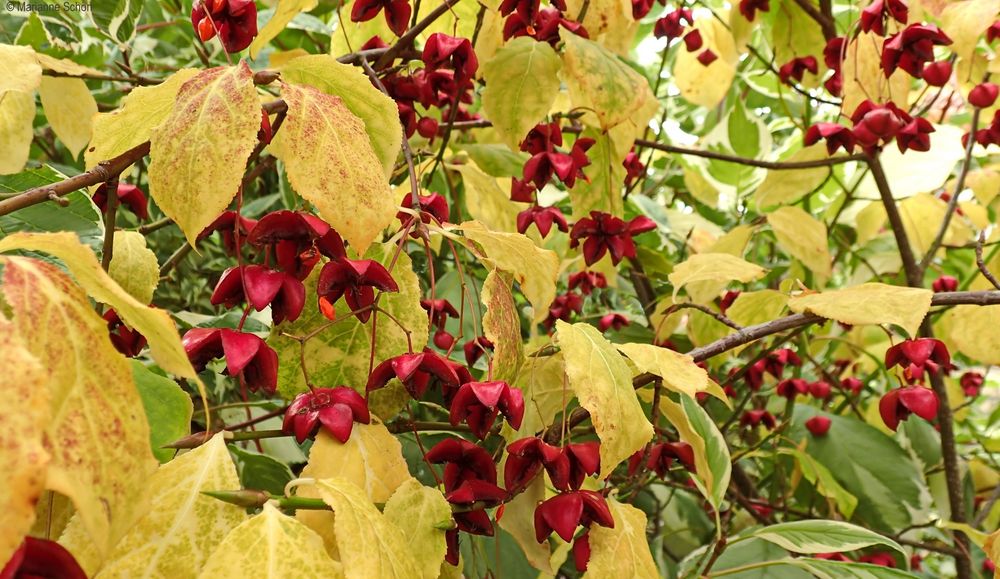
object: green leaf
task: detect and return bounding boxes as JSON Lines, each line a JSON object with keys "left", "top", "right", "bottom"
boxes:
{"left": 751, "top": 520, "right": 904, "bottom": 557}
{"left": 131, "top": 362, "right": 192, "bottom": 464}
{"left": 681, "top": 394, "right": 731, "bottom": 509}
{"left": 481, "top": 37, "right": 562, "bottom": 151}
{"left": 555, "top": 321, "right": 653, "bottom": 479}
{"left": 452, "top": 144, "right": 529, "bottom": 178}
{"left": 793, "top": 558, "right": 920, "bottom": 578}
{"left": 791, "top": 406, "right": 933, "bottom": 533}
{"left": 229, "top": 446, "right": 294, "bottom": 496}
{"left": 780, "top": 447, "right": 858, "bottom": 518}
{"left": 89, "top": 0, "right": 143, "bottom": 42}
{"left": 0, "top": 165, "right": 103, "bottom": 252}
{"left": 280, "top": 55, "right": 402, "bottom": 178}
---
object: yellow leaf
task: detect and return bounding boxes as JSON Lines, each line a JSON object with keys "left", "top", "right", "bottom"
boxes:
{"left": 669, "top": 253, "right": 766, "bottom": 301}
{"left": 497, "top": 468, "right": 552, "bottom": 573}
{"left": 86, "top": 69, "right": 200, "bottom": 169}
{"left": 461, "top": 220, "right": 559, "bottom": 325}
{"left": 94, "top": 432, "right": 247, "bottom": 577}
{"left": 985, "top": 528, "right": 1000, "bottom": 579}
{"left": 38, "top": 77, "right": 96, "bottom": 159}
{"left": 271, "top": 81, "right": 395, "bottom": 256}
{"left": 280, "top": 55, "right": 402, "bottom": 178}
{"left": 858, "top": 124, "right": 965, "bottom": 200}
{"left": 946, "top": 305, "right": 1000, "bottom": 364}
{"left": 149, "top": 64, "right": 260, "bottom": 247}
{"left": 940, "top": 0, "right": 1000, "bottom": 62}
{"left": 754, "top": 145, "right": 830, "bottom": 209}
{"left": 673, "top": 14, "right": 738, "bottom": 108}
{"left": 555, "top": 321, "right": 653, "bottom": 478}
{"left": 504, "top": 352, "right": 567, "bottom": 441}
{"left": 583, "top": 500, "right": 659, "bottom": 579}
{"left": 270, "top": 244, "right": 427, "bottom": 398}
{"left": 0, "top": 232, "right": 201, "bottom": 381}
{"left": 727, "top": 289, "right": 789, "bottom": 328}
{"left": 565, "top": 0, "right": 636, "bottom": 55}
{"left": 768, "top": 206, "right": 832, "bottom": 277}
{"left": 382, "top": 479, "right": 451, "bottom": 579}
{"left": 899, "top": 192, "right": 972, "bottom": 255}
{"left": 314, "top": 477, "right": 421, "bottom": 579}
{"left": 841, "top": 32, "right": 910, "bottom": 115}
{"left": 616, "top": 343, "right": 709, "bottom": 398}
{"left": 482, "top": 37, "right": 562, "bottom": 151}
{"left": 561, "top": 33, "right": 656, "bottom": 130}
{"left": 33, "top": 53, "right": 104, "bottom": 77}
{"left": 474, "top": 2, "right": 505, "bottom": 67}
{"left": 269, "top": 48, "right": 310, "bottom": 67}
{"left": 685, "top": 225, "right": 755, "bottom": 304}
{"left": 966, "top": 168, "right": 1000, "bottom": 205}
{"left": 108, "top": 231, "right": 159, "bottom": 304}
{"left": 0, "top": 324, "right": 50, "bottom": 566}
{"left": 452, "top": 161, "right": 520, "bottom": 233}
{"left": 0, "top": 43, "right": 42, "bottom": 94}
{"left": 330, "top": 13, "right": 391, "bottom": 56}
{"left": 301, "top": 425, "right": 410, "bottom": 504}
{"left": 787, "top": 283, "right": 932, "bottom": 336}
{"left": 250, "top": 0, "right": 319, "bottom": 58}
{"left": 416, "top": 0, "right": 482, "bottom": 39}
{"left": 854, "top": 201, "right": 886, "bottom": 245}
{"left": 199, "top": 503, "right": 343, "bottom": 579}
{"left": 0, "top": 257, "right": 156, "bottom": 558}
{"left": 0, "top": 90, "right": 35, "bottom": 175}
{"left": 481, "top": 269, "right": 525, "bottom": 383}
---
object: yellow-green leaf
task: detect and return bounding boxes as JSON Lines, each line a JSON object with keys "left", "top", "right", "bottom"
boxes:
{"left": 461, "top": 220, "right": 559, "bottom": 325}
{"left": 504, "top": 352, "right": 567, "bottom": 441}
{"left": 565, "top": 0, "right": 637, "bottom": 56}
{"left": 0, "top": 324, "right": 50, "bottom": 566}
{"left": 899, "top": 192, "right": 972, "bottom": 255}
{"left": 280, "top": 55, "right": 402, "bottom": 177}
{"left": 658, "top": 394, "right": 731, "bottom": 509}
{"left": 673, "top": 15, "right": 737, "bottom": 108}
{"left": 0, "top": 43, "right": 42, "bottom": 94}
{"left": 314, "top": 477, "right": 421, "bottom": 579}
{"left": 452, "top": 161, "right": 520, "bottom": 233}
{"left": 481, "top": 269, "right": 525, "bottom": 384}
{"left": 685, "top": 225, "right": 755, "bottom": 304}
{"left": 271, "top": 81, "right": 395, "bottom": 256}
{"left": 787, "top": 283, "right": 932, "bottom": 337}
{"left": 616, "top": 343, "right": 709, "bottom": 398}
{"left": 768, "top": 205, "right": 832, "bottom": 277}
{"left": 86, "top": 69, "right": 200, "bottom": 168}
{"left": 781, "top": 448, "right": 858, "bottom": 519}
{"left": 966, "top": 168, "right": 1000, "bottom": 205}
{"left": 481, "top": 37, "right": 563, "bottom": 151}
{"left": 382, "top": 479, "right": 451, "bottom": 579}
{"left": 0, "top": 257, "right": 156, "bottom": 558}
{"left": 250, "top": 0, "right": 320, "bottom": 58}
{"left": 270, "top": 244, "right": 426, "bottom": 398}
{"left": 669, "top": 253, "right": 766, "bottom": 301}
{"left": 148, "top": 64, "right": 260, "bottom": 246}
{"left": 946, "top": 305, "right": 1000, "bottom": 364}
{"left": 198, "top": 503, "right": 343, "bottom": 579}
{"left": 772, "top": 2, "right": 827, "bottom": 87}
{"left": 986, "top": 528, "right": 1000, "bottom": 579}
{"left": 108, "top": 231, "right": 159, "bottom": 304}
{"left": 301, "top": 425, "right": 411, "bottom": 504}
{"left": 754, "top": 145, "right": 830, "bottom": 209}
{"left": 727, "top": 289, "right": 789, "bottom": 328}
{"left": 497, "top": 469, "right": 552, "bottom": 573}
{"left": 584, "top": 500, "right": 659, "bottom": 579}
{"left": 0, "top": 90, "right": 35, "bottom": 175}
{"left": 0, "top": 232, "right": 200, "bottom": 381}
{"left": 555, "top": 321, "right": 653, "bottom": 479}
{"left": 568, "top": 125, "right": 631, "bottom": 218}
{"left": 94, "top": 432, "right": 247, "bottom": 578}
{"left": 561, "top": 33, "right": 656, "bottom": 130}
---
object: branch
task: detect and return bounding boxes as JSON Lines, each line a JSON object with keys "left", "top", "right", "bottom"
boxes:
{"left": 867, "top": 154, "right": 922, "bottom": 287}
{"left": 791, "top": 0, "right": 837, "bottom": 40}
{"left": 917, "top": 107, "right": 981, "bottom": 274}
{"left": 977, "top": 233, "right": 1000, "bottom": 290}
{"left": 374, "top": 0, "right": 462, "bottom": 68}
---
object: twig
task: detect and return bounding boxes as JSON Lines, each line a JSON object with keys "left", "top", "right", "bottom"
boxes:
{"left": 976, "top": 232, "right": 1000, "bottom": 290}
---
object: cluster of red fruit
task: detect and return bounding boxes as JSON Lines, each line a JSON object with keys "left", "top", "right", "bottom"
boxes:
{"left": 499, "top": 0, "right": 589, "bottom": 45}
